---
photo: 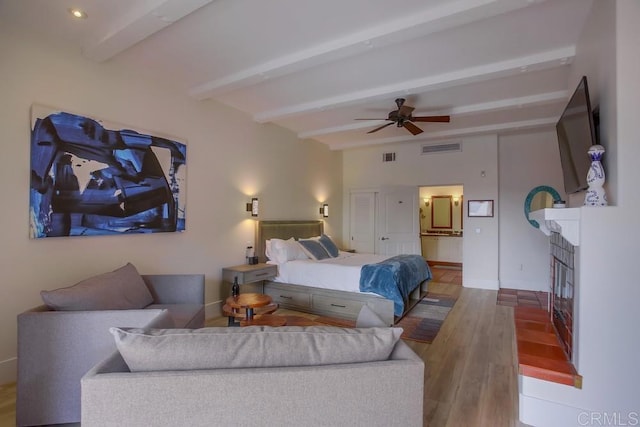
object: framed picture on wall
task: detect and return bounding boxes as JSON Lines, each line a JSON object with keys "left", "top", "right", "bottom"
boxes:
{"left": 29, "top": 104, "right": 187, "bottom": 239}
{"left": 468, "top": 200, "right": 494, "bottom": 217}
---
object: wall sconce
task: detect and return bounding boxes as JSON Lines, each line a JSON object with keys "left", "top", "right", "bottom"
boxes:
{"left": 319, "top": 203, "right": 329, "bottom": 218}
{"left": 453, "top": 197, "right": 459, "bottom": 206}
{"left": 246, "top": 198, "right": 259, "bottom": 217}
{"left": 424, "top": 198, "right": 431, "bottom": 207}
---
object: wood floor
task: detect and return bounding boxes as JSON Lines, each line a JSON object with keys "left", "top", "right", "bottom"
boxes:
{"left": 0, "top": 382, "right": 16, "bottom": 427}
{"left": 412, "top": 280, "right": 524, "bottom": 427}
{"left": 0, "top": 267, "right": 527, "bottom": 427}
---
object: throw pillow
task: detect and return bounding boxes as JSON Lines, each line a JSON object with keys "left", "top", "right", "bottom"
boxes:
{"left": 318, "top": 234, "right": 340, "bottom": 257}
{"left": 297, "top": 239, "right": 330, "bottom": 260}
{"left": 111, "top": 325, "right": 403, "bottom": 372}
{"left": 40, "top": 263, "right": 153, "bottom": 311}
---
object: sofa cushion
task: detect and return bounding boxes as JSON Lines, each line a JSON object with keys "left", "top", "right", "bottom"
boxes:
{"left": 41, "top": 263, "right": 154, "bottom": 311}
{"left": 110, "top": 325, "right": 403, "bottom": 372}
{"left": 146, "top": 304, "right": 204, "bottom": 329}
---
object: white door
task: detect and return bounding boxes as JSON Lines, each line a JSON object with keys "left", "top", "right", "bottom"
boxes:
{"left": 376, "top": 187, "right": 421, "bottom": 256}
{"left": 349, "top": 192, "right": 376, "bottom": 253}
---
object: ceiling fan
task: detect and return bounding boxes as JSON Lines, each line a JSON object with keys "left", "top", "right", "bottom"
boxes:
{"left": 355, "top": 98, "right": 450, "bottom": 135}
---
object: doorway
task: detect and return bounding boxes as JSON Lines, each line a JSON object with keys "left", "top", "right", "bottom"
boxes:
{"left": 419, "top": 185, "right": 464, "bottom": 269}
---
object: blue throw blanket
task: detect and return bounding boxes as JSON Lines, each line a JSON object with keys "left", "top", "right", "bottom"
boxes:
{"left": 359, "top": 255, "right": 432, "bottom": 316}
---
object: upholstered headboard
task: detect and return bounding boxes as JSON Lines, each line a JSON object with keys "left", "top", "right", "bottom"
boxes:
{"left": 255, "top": 220, "right": 324, "bottom": 263}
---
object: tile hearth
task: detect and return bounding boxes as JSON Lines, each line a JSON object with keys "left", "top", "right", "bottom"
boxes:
{"left": 497, "top": 288, "right": 581, "bottom": 388}
{"left": 497, "top": 288, "right": 548, "bottom": 309}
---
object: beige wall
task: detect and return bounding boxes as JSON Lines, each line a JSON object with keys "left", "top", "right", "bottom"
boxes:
{"left": 498, "top": 130, "right": 565, "bottom": 291}
{"left": 342, "top": 135, "right": 500, "bottom": 289}
{"left": 341, "top": 127, "right": 577, "bottom": 295}
{"left": 0, "top": 24, "right": 342, "bottom": 383}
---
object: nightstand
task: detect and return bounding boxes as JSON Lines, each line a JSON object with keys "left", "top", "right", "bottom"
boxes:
{"left": 222, "top": 263, "right": 277, "bottom": 294}
{"left": 222, "top": 263, "right": 278, "bottom": 326}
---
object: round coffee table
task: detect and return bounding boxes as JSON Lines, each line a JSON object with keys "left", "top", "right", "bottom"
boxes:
{"left": 224, "top": 293, "right": 278, "bottom": 326}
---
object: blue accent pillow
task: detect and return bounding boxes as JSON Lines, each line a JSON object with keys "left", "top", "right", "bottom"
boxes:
{"left": 318, "top": 234, "right": 340, "bottom": 257}
{"left": 298, "top": 239, "right": 330, "bottom": 260}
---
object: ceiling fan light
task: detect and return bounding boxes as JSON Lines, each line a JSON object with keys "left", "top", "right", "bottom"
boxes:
{"left": 68, "top": 8, "right": 88, "bottom": 19}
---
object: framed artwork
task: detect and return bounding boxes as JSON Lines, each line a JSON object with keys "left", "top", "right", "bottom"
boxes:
{"left": 468, "top": 200, "right": 494, "bottom": 217}
{"left": 29, "top": 104, "right": 187, "bottom": 238}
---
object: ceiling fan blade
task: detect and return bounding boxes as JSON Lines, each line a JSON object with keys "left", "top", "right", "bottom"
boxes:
{"left": 398, "top": 105, "right": 415, "bottom": 117}
{"left": 355, "top": 118, "right": 389, "bottom": 121}
{"left": 403, "top": 121, "right": 423, "bottom": 135}
{"left": 411, "top": 115, "right": 451, "bottom": 123}
{"left": 367, "top": 122, "right": 395, "bottom": 134}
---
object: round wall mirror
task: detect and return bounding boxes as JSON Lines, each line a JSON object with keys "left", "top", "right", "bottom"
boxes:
{"left": 524, "top": 186, "right": 561, "bottom": 228}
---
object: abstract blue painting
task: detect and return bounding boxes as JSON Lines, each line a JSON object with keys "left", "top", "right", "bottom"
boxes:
{"left": 29, "top": 105, "right": 187, "bottom": 238}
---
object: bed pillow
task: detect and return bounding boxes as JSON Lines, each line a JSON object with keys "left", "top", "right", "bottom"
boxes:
{"left": 283, "top": 237, "right": 308, "bottom": 260}
{"left": 297, "top": 238, "right": 330, "bottom": 260}
{"left": 318, "top": 234, "right": 340, "bottom": 257}
{"left": 267, "top": 238, "right": 308, "bottom": 263}
{"left": 110, "top": 325, "right": 403, "bottom": 372}
{"left": 265, "top": 239, "right": 274, "bottom": 261}
{"left": 40, "top": 263, "right": 153, "bottom": 311}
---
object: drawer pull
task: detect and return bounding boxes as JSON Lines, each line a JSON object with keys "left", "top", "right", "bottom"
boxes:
{"left": 330, "top": 303, "right": 347, "bottom": 308}
{"left": 280, "top": 295, "right": 293, "bottom": 299}
{"left": 255, "top": 272, "right": 270, "bottom": 277}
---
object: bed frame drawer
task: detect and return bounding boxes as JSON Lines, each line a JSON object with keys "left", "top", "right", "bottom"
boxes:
{"left": 264, "top": 284, "right": 311, "bottom": 309}
{"left": 312, "top": 295, "right": 364, "bottom": 317}
{"left": 262, "top": 280, "right": 396, "bottom": 325}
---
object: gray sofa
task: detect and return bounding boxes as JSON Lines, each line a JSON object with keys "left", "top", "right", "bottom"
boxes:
{"left": 81, "top": 307, "right": 425, "bottom": 427}
{"left": 16, "top": 266, "right": 205, "bottom": 427}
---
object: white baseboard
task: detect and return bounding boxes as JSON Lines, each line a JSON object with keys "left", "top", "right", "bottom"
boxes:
{"left": 463, "top": 279, "right": 499, "bottom": 290}
{"left": 499, "top": 279, "right": 548, "bottom": 292}
{"left": 205, "top": 300, "right": 222, "bottom": 320}
{"left": 0, "top": 357, "right": 17, "bottom": 385}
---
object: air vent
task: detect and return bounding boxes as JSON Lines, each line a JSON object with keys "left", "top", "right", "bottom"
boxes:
{"left": 382, "top": 152, "right": 396, "bottom": 162}
{"left": 421, "top": 142, "right": 461, "bottom": 155}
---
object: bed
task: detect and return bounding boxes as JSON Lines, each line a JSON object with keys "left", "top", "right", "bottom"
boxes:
{"left": 255, "top": 220, "right": 430, "bottom": 325}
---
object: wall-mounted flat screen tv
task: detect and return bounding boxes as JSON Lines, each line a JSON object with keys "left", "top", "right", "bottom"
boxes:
{"left": 555, "top": 75, "right": 597, "bottom": 194}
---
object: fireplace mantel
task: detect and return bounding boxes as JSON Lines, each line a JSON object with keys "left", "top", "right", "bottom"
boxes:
{"left": 529, "top": 208, "right": 580, "bottom": 246}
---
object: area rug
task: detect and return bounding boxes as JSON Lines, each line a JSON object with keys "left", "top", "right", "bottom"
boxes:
{"left": 395, "top": 293, "right": 458, "bottom": 343}
{"left": 313, "top": 292, "right": 457, "bottom": 343}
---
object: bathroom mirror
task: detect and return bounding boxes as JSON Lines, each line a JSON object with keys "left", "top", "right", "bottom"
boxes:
{"left": 431, "top": 195, "right": 452, "bottom": 229}
{"left": 524, "top": 186, "right": 561, "bottom": 228}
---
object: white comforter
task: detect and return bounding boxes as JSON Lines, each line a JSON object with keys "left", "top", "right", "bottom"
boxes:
{"left": 270, "top": 251, "right": 390, "bottom": 292}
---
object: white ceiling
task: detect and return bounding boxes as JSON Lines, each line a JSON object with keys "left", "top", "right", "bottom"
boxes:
{"left": 0, "top": 0, "right": 594, "bottom": 150}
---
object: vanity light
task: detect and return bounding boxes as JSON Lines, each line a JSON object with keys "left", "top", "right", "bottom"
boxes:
{"left": 320, "top": 203, "right": 329, "bottom": 218}
{"left": 246, "top": 198, "right": 259, "bottom": 217}
{"left": 68, "top": 8, "right": 88, "bottom": 19}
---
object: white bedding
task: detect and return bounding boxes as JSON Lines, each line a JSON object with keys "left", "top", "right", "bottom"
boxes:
{"left": 270, "top": 251, "right": 390, "bottom": 293}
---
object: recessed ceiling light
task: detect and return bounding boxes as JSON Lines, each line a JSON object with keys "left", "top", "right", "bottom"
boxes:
{"left": 68, "top": 8, "right": 88, "bottom": 19}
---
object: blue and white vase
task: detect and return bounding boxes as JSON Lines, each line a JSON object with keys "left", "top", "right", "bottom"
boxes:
{"left": 584, "top": 145, "right": 608, "bottom": 207}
